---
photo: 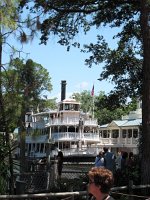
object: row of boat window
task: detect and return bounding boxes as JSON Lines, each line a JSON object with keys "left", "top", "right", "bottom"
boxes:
{"left": 100, "top": 129, "right": 138, "bottom": 138}
{"left": 59, "top": 103, "right": 80, "bottom": 111}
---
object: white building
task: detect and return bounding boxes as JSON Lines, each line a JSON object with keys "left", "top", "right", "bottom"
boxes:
{"left": 99, "top": 105, "right": 141, "bottom": 154}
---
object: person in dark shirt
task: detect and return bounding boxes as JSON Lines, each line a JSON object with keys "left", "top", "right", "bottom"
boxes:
{"left": 103, "top": 147, "right": 115, "bottom": 173}
{"left": 57, "top": 151, "right": 63, "bottom": 179}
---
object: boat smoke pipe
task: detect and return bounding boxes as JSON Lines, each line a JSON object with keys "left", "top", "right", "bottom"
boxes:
{"left": 61, "top": 80, "right": 67, "bottom": 101}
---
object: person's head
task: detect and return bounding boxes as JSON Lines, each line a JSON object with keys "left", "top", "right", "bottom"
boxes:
{"left": 58, "top": 151, "right": 63, "bottom": 158}
{"left": 98, "top": 151, "right": 103, "bottom": 157}
{"left": 122, "top": 151, "right": 128, "bottom": 159}
{"left": 103, "top": 147, "right": 108, "bottom": 153}
{"left": 88, "top": 167, "right": 114, "bottom": 199}
{"left": 129, "top": 152, "right": 133, "bottom": 159}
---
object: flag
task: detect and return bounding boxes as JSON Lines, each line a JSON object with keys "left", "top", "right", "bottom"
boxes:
{"left": 91, "top": 85, "right": 94, "bottom": 96}
{"left": 43, "top": 95, "right": 48, "bottom": 99}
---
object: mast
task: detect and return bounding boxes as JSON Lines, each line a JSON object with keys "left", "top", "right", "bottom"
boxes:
{"left": 91, "top": 84, "right": 94, "bottom": 118}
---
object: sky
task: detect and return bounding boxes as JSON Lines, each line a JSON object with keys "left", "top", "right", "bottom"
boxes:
{"left": 3, "top": 26, "right": 118, "bottom": 102}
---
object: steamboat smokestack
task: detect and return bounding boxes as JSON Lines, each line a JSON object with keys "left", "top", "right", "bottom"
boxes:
{"left": 61, "top": 80, "right": 67, "bottom": 101}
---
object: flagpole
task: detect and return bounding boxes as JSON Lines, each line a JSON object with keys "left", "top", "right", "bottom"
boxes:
{"left": 91, "top": 84, "right": 94, "bottom": 119}
{"left": 92, "top": 95, "right": 94, "bottom": 119}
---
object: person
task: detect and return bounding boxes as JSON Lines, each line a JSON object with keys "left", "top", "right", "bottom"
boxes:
{"left": 121, "top": 151, "right": 128, "bottom": 171}
{"left": 88, "top": 167, "right": 115, "bottom": 200}
{"left": 57, "top": 150, "right": 63, "bottom": 179}
{"left": 114, "top": 151, "right": 122, "bottom": 186}
{"left": 126, "top": 152, "right": 136, "bottom": 182}
{"left": 103, "top": 147, "right": 115, "bottom": 173}
{"left": 38, "top": 157, "right": 47, "bottom": 170}
{"left": 95, "top": 151, "right": 105, "bottom": 167}
{"left": 120, "top": 151, "right": 128, "bottom": 185}
{"left": 115, "top": 151, "right": 122, "bottom": 171}
{"left": 127, "top": 152, "right": 135, "bottom": 169}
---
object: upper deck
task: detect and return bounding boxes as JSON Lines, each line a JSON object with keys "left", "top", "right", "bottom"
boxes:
{"left": 25, "top": 98, "right": 98, "bottom": 129}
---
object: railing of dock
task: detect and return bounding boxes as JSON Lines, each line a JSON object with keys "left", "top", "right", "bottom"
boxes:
{"left": 1, "top": 185, "right": 150, "bottom": 200}
{"left": 2, "top": 159, "right": 150, "bottom": 199}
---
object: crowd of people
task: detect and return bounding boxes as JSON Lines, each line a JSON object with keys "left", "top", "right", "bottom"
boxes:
{"left": 55, "top": 148, "right": 138, "bottom": 200}
{"left": 88, "top": 148, "right": 138, "bottom": 199}
{"left": 94, "top": 147, "right": 138, "bottom": 186}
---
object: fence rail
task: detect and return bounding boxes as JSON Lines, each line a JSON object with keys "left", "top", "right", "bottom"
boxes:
{"left": 1, "top": 185, "right": 150, "bottom": 199}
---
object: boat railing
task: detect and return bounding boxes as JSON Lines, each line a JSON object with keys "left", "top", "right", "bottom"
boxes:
{"left": 55, "top": 146, "right": 98, "bottom": 156}
{"left": 51, "top": 132, "right": 100, "bottom": 141}
{"left": 49, "top": 118, "right": 97, "bottom": 126}
{"left": 30, "top": 118, "right": 98, "bottom": 128}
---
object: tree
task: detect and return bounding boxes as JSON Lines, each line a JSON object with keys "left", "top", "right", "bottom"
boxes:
{"left": 0, "top": 0, "right": 55, "bottom": 194}
{"left": 72, "top": 90, "right": 137, "bottom": 125}
{"left": 0, "top": 0, "right": 22, "bottom": 194}
{"left": 94, "top": 93, "right": 137, "bottom": 125}
{"left": 2, "top": 58, "right": 53, "bottom": 174}
{"left": 0, "top": 1, "right": 51, "bottom": 191}
{"left": 3, "top": 58, "right": 53, "bottom": 125}
{"left": 39, "top": 98, "right": 57, "bottom": 111}
{"left": 20, "top": 0, "right": 150, "bottom": 184}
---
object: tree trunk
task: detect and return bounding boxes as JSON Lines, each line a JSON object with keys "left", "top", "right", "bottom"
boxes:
{"left": 140, "top": 0, "right": 150, "bottom": 184}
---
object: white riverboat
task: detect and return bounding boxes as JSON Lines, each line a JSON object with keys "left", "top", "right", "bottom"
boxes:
{"left": 23, "top": 80, "right": 141, "bottom": 158}
{"left": 25, "top": 80, "right": 100, "bottom": 158}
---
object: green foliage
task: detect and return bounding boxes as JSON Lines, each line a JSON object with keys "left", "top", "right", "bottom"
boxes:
{"left": 0, "top": 135, "right": 10, "bottom": 194}
{"left": 95, "top": 94, "right": 137, "bottom": 124}
{"left": 72, "top": 90, "right": 137, "bottom": 125}
{"left": 3, "top": 58, "right": 53, "bottom": 114}
{"left": 39, "top": 98, "right": 57, "bottom": 112}
{"left": 20, "top": 0, "right": 143, "bottom": 104}
{"left": 0, "top": 57, "right": 53, "bottom": 194}
{"left": 0, "top": 0, "right": 19, "bottom": 30}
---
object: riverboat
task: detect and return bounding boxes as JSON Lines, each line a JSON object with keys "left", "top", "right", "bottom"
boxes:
{"left": 25, "top": 80, "right": 100, "bottom": 158}
{"left": 24, "top": 80, "right": 141, "bottom": 158}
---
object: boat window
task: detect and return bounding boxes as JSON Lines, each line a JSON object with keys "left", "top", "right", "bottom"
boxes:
{"left": 128, "top": 129, "right": 132, "bottom": 138}
{"left": 26, "top": 114, "right": 32, "bottom": 122}
{"left": 59, "top": 104, "right": 63, "bottom": 111}
{"left": 112, "top": 129, "right": 119, "bottom": 138}
{"left": 99, "top": 131, "right": 102, "bottom": 137}
{"left": 68, "top": 126, "right": 75, "bottom": 132}
{"left": 103, "top": 130, "right": 108, "bottom": 138}
{"left": 70, "top": 104, "right": 75, "bottom": 110}
{"left": 122, "top": 129, "right": 127, "bottom": 138}
{"left": 33, "top": 143, "right": 35, "bottom": 151}
{"left": 133, "top": 129, "right": 138, "bottom": 138}
{"left": 85, "top": 127, "right": 90, "bottom": 132}
{"left": 29, "top": 144, "right": 31, "bottom": 151}
{"left": 37, "top": 144, "right": 40, "bottom": 152}
{"left": 65, "top": 104, "right": 69, "bottom": 110}
{"left": 74, "top": 104, "right": 79, "bottom": 111}
{"left": 40, "top": 143, "right": 44, "bottom": 153}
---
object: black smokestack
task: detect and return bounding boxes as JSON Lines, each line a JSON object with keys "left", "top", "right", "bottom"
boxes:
{"left": 61, "top": 80, "right": 67, "bottom": 101}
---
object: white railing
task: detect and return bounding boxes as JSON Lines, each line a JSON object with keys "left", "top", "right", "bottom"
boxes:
{"left": 31, "top": 118, "right": 98, "bottom": 128}
{"left": 99, "top": 137, "right": 138, "bottom": 147}
{"left": 52, "top": 132, "right": 99, "bottom": 141}
{"left": 26, "top": 132, "right": 139, "bottom": 147}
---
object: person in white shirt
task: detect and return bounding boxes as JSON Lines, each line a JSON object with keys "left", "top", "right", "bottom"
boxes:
{"left": 95, "top": 151, "right": 105, "bottom": 167}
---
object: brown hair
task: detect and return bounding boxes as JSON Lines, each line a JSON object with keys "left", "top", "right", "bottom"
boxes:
{"left": 88, "top": 167, "right": 114, "bottom": 193}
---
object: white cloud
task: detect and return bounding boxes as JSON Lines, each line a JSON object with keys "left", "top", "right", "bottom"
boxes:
{"left": 75, "top": 81, "right": 89, "bottom": 91}
{"left": 49, "top": 81, "right": 90, "bottom": 102}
